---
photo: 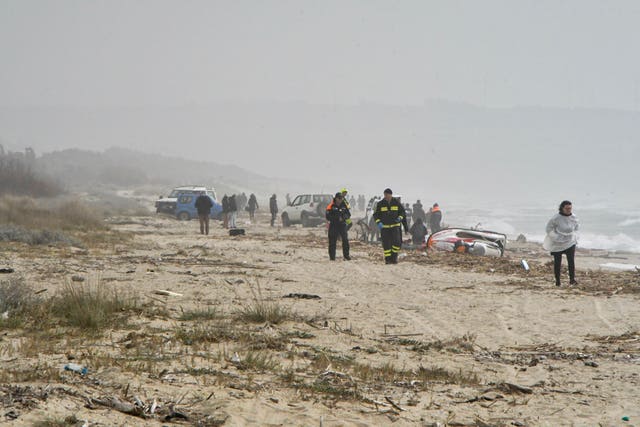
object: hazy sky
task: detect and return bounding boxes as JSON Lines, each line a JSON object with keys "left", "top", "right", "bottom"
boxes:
{"left": 2, "top": 0, "right": 640, "bottom": 110}
{"left": 1, "top": 1, "right": 640, "bottom": 206}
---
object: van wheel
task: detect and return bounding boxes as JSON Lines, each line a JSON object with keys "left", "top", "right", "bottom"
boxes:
{"left": 178, "top": 211, "right": 190, "bottom": 221}
{"left": 282, "top": 213, "right": 290, "bottom": 227}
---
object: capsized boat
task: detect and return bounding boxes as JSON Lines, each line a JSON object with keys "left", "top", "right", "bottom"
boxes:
{"left": 426, "top": 228, "right": 507, "bottom": 257}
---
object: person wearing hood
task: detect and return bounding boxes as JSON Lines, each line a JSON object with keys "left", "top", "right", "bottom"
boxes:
{"left": 409, "top": 217, "right": 428, "bottom": 247}
{"left": 543, "top": 200, "right": 579, "bottom": 286}
{"left": 326, "top": 192, "right": 351, "bottom": 261}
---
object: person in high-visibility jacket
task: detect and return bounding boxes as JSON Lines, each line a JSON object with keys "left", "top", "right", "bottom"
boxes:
{"left": 326, "top": 192, "right": 351, "bottom": 260}
{"left": 340, "top": 188, "right": 353, "bottom": 229}
{"left": 373, "top": 188, "right": 407, "bottom": 264}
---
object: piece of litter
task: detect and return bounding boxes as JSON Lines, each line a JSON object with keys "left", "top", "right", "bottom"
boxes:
{"left": 153, "top": 290, "right": 183, "bottom": 297}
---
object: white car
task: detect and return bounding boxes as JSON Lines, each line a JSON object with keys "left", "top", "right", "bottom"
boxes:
{"left": 281, "top": 193, "right": 333, "bottom": 227}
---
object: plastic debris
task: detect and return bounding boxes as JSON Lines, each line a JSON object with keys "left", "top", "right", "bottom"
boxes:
{"left": 64, "top": 363, "right": 88, "bottom": 375}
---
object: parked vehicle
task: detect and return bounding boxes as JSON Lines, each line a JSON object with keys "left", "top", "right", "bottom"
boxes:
{"left": 281, "top": 193, "right": 333, "bottom": 227}
{"left": 155, "top": 186, "right": 222, "bottom": 220}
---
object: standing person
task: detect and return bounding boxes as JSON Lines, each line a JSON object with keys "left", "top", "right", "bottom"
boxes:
{"left": 228, "top": 194, "right": 238, "bottom": 228}
{"left": 247, "top": 193, "right": 259, "bottom": 222}
{"left": 285, "top": 193, "right": 291, "bottom": 206}
{"left": 269, "top": 194, "right": 278, "bottom": 227}
{"left": 430, "top": 203, "right": 443, "bottom": 233}
{"left": 194, "top": 192, "right": 213, "bottom": 235}
{"left": 373, "top": 188, "right": 406, "bottom": 264}
{"left": 326, "top": 192, "right": 351, "bottom": 260}
{"left": 543, "top": 200, "right": 579, "bottom": 286}
{"left": 409, "top": 217, "right": 428, "bottom": 247}
{"left": 340, "top": 188, "right": 354, "bottom": 229}
{"left": 404, "top": 203, "right": 413, "bottom": 229}
{"left": 413, "top": 200, "right": 426, "bottom": 223}
{"left": 221, "top": 194, "right": 230, "bottom": 229}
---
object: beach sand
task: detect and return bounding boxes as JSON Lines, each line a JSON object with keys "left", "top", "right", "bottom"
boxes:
{"left": 1, "top": 213, "right": 639, "bottom": 426}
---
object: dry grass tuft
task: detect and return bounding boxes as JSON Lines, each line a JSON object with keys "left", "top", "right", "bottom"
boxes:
{"left": 0, "top": 196, "right": 104, "bottom": 231}
{"left": 236, "top": 281, "right": 294, "bottom": 324}
{"left": 0, "top": 276, "right": 44, "bottom": 329}
{"left": 49, "top": 278, "right": 137, "bottom": 331}
{"left": 179, "top": 306, "right": 222, "bottom": 321}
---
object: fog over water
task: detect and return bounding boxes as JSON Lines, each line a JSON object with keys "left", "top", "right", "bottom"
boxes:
{"left": 1, "top": 1, "right": 639, "bottom": 249}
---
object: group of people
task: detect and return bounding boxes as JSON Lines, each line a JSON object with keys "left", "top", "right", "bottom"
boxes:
{"left": 198, "top": 188, "right": 580, "bottom": 286}
{"left": 325, "top": 188, "right": 441, "bottom": 264}
{"left": 327, "top": 189, "right": 581, "bottom": 286}
{"left": 193, "top": 192, "right": 261, "bottom": 235}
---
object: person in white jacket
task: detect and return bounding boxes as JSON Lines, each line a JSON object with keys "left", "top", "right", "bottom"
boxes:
{"left": 543, "top": 200, "right": 579, "bottom": 286}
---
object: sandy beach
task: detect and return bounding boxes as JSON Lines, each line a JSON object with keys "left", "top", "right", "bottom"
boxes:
{"left": 1, "top": 212, "right": 639, "bottom": 426}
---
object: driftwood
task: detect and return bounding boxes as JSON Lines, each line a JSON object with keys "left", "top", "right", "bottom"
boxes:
{"left": 282, "top": 293, "right": 321, "bottom": 300}
{"left": 384, "top": 396, "right": 406, "bottom": 411}
{"left": 496, "top": 382, "right": 533, "bottom": 394}
{"left": 89, "top": 397, "right": 147, "bottom": 419}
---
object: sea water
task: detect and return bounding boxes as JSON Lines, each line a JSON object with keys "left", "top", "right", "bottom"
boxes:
{"left": 442, "top": 202, "right": 640, "bottom": 254}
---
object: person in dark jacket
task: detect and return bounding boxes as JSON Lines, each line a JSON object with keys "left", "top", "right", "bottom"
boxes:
{"left": 430, "top": 203, "right": 443, "bottom": 233}
{"left": 221, "top": 195, "right": 230, "bottom": 229}
{"left": 409, "top": 217, "right": 428, "bottom": 247}
{"left": 194, "top": 192, "right": 213, "bottom": 235}
{"left": 247, "top": 193, "right": 259, "bottom": 222}
{"left": 413, "top": 200, "right": 426, "bottom": 223}
{"left": 373, "top": 188, "right": 406, "bottom": 264}
{"left": 326, "top": 192, "right": 351, "bottom": 261}
{"left": 269, "top": 194, "right": 278, "bottom": 227}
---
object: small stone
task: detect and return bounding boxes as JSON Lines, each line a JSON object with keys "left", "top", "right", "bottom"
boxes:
{"left": 71, "top": 275, "right": 85, "bottom": 282}
{"left": 584, "top": 361, "right": 599, "bottom": 368}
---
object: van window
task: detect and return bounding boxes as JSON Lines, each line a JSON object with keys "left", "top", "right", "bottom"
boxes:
{"left": 300, "top": 195, "right": 311, "bottom": 204}
{"left": 179, "top": 195, "right": 193, "bottom": 204}
{"left": 292, "top": 196, "right": 303, "bottom": 206}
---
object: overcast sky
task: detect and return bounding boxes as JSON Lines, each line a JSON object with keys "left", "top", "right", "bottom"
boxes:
{"left": 1, "top": 1, "right": 640, "bottom": 205}
{"left": 2, "top": 0, "right": 640, "bottom": 110}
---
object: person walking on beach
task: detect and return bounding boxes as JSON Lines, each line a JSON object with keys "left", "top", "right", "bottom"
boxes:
{"left": 247, "top": 193, "right": 259, "bottom": 222}
{"left": 194, "top": 192, "right": 213, "bottom": 235}
{"left": 374, "top": 188, "right": 406, "bottom": 264}
{"left": 221, "top": 194, "right": 230, "bottom": 229}
{"left": 430, "top": 203, "right": 443, "bottom": 233}
{"left": 269, "top": 194, "right": 278, "bottom": 227}
{"left": 543, "top": 200, "right": 579, "bottom": 286}
{"left": 326, "top": 192, "right": 351, "bottom": 260}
